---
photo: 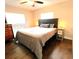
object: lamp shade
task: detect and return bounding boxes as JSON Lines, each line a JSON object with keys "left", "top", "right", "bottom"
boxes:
{"left": 59, "top": 20, "right": 66, "bottom": 29}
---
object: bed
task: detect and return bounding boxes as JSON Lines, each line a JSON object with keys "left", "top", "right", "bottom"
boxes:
{"left": 16, "top": 18, "right": 58, "bottom": 59}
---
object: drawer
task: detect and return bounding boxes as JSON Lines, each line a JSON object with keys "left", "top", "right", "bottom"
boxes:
{"left": 5, "top": 28, "right": 12, "bottom": 31}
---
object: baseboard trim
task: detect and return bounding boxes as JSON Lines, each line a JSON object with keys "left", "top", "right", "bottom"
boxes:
{"left": 64, "top": 36, "right": 72, "bottom": 40}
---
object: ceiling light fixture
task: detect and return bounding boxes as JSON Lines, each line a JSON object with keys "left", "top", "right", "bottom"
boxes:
{"left": 20, "top": 0, "right": 44, "bottom": 7}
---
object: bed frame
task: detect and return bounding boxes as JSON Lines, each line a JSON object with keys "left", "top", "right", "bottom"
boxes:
{"left": 16, "top": 18, "right": 58, "bottom": 59}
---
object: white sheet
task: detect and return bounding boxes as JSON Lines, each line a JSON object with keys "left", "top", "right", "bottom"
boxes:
{"left": 18, "top": 27, "right": 57, "bottom": 46}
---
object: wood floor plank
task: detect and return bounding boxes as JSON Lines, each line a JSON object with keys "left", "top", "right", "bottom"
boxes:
{"left": 5, "top": 39, "right": 72, "bottom": 59}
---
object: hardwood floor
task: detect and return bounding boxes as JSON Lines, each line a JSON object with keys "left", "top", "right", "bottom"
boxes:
{"left": 5, "top": 39, "right": 72, "bottom": 59}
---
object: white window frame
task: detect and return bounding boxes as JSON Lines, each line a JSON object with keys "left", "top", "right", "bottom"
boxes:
{"left": 5, "top": 12, "right": 26, "bottom": 24}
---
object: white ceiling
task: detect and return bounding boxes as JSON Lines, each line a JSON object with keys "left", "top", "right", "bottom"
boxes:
{"left": 6, "top": 0, "right": 68, "bottom": 11}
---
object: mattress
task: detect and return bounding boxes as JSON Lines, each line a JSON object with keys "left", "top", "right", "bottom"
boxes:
{"left": 16, "top": 27, "right": 57, "bottom": 59}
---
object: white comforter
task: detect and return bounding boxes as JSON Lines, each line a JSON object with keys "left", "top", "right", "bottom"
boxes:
{"left": 18, "top": 27, "right": 57, "bottom": 46}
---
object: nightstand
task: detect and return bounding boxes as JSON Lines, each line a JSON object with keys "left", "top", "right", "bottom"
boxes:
{"left": 57, "top": 29, "right": 64, "bottom": 41}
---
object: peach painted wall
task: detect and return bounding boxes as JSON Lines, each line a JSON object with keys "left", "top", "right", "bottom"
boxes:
{"left": 34, "top": 0, "right": 73, "bottom": 40}
{"left": 5, "top": 5, "right": 35, "bottom": 27}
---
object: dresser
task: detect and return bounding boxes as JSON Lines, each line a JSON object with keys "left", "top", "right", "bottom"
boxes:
{"left": 5, "top": 24, "right": 14, "bottom": 41}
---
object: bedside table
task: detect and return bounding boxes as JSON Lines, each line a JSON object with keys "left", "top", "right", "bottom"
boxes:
{"left": 57, "top": 29, "right": 64, "bottom": 41}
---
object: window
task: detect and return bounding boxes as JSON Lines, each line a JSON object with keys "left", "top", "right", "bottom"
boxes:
{"left": 40, "top": 12, "right": 54, "bottom": 19}
{"left": 6, "top": 12, "right": 26, "bottom": 37}
{"left": 6, "top": 12, "right": 26, "bottom": 24}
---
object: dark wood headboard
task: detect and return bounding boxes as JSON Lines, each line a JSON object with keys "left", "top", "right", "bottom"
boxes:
{"left": 38, "top": 18, "right": 58, "bottom": 28}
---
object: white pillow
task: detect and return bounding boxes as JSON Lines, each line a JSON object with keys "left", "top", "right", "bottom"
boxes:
{"left": 50, "top": 24, "right": 54, "bottom": 28}
{"left": 40, "top": 24, "right": 49, "bottom": 28}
